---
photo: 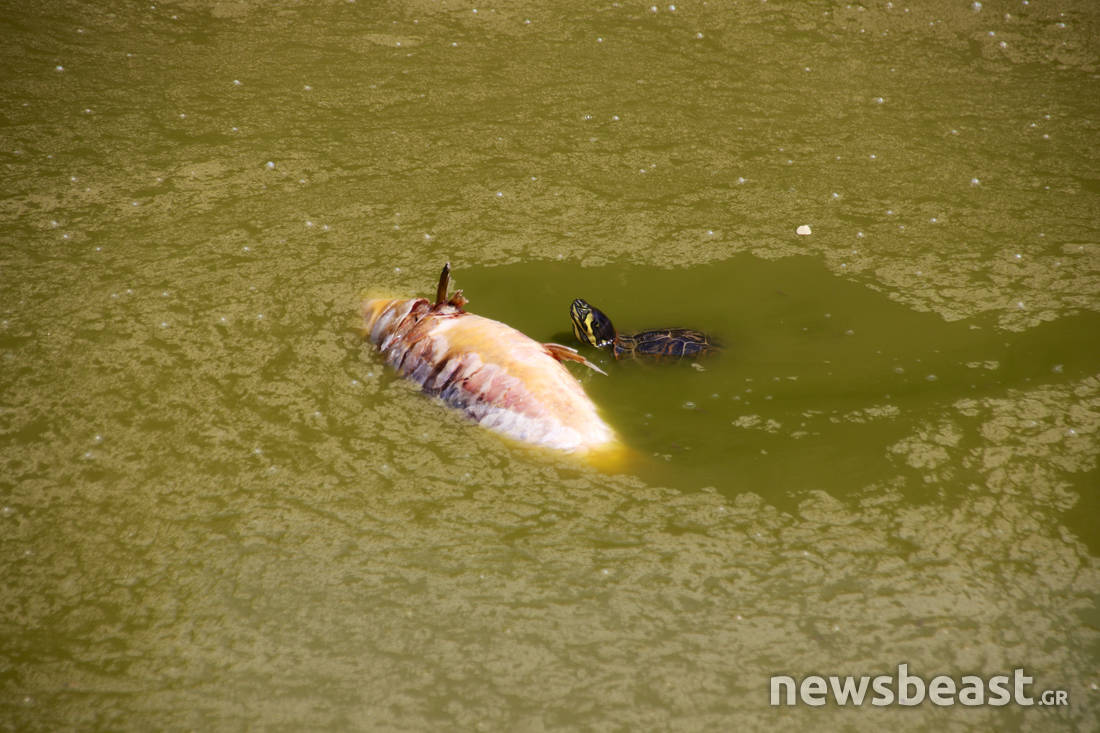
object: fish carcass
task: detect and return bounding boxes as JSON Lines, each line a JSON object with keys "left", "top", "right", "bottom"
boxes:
{"left": 361, "top": 264, "right": 619, "bottom": 457}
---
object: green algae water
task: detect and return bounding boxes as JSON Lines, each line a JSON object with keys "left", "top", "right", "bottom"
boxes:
{"left": 458, "top": 258, "right": 1100, "bottom": 519}
{"left": 2, "top": 0, "right": 1099, "bottom": 730}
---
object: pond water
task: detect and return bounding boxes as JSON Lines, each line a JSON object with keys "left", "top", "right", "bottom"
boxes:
{"left": 1, "top": 0, "right": 1098, "bottom": 730}
{"left": 458, "top": 258, "right": 1100, "bottom": 524}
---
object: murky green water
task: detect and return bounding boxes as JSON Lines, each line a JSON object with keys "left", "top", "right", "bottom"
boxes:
{"left": 459, "top": 259, "right": 1100, "bottom": 523}
{"left": 2, "top": 1, "right": 1098, "bottom": 730}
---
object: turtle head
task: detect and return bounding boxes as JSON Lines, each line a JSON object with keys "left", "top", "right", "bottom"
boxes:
{"left": 570, "top": 299, "right": 616, "bottom": 349}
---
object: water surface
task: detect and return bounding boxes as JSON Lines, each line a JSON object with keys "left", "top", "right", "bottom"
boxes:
{"left": 1, "top": 0, "right": 1098, "bottom": 730}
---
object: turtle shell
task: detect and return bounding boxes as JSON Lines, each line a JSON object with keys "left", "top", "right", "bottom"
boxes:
{"left": 613, "top": 328, "right": 719, "bottom": 362}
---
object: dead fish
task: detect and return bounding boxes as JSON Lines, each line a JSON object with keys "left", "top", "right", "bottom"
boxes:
{"left": 362, "top": 263, "right": 620, "bottom": 458}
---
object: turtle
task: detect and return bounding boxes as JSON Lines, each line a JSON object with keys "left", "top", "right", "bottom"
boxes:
{"left": 569, "top": 298, "right": 720, "bottom": 362}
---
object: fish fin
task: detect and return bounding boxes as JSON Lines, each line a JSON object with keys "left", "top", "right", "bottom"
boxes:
{"left": 436, "top": 262, "right": 452, "bottom": 306}
{"left": 448, "top": 289, "right": 468, "bottom": 310}
{"left": 544, "top": 343, "right": 607, "bottom": 376}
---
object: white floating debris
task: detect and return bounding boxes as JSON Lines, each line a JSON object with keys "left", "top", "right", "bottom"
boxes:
{"left": 265, "top": 161, "right": 275, "bottom": 169}
{"left": 796, "top": 224, "right": 812, "bottom": 236}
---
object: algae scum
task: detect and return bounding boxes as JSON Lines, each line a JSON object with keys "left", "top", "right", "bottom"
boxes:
{"left": 456, "top": 257, "right": 1099, "bottom": 526}
{"left": 2, "top": 0, "right": 1099, "bottom": 728}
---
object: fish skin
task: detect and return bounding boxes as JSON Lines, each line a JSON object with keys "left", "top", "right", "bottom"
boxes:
{"left": 362, "top": 295, "right": 618, "bottom": 455}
